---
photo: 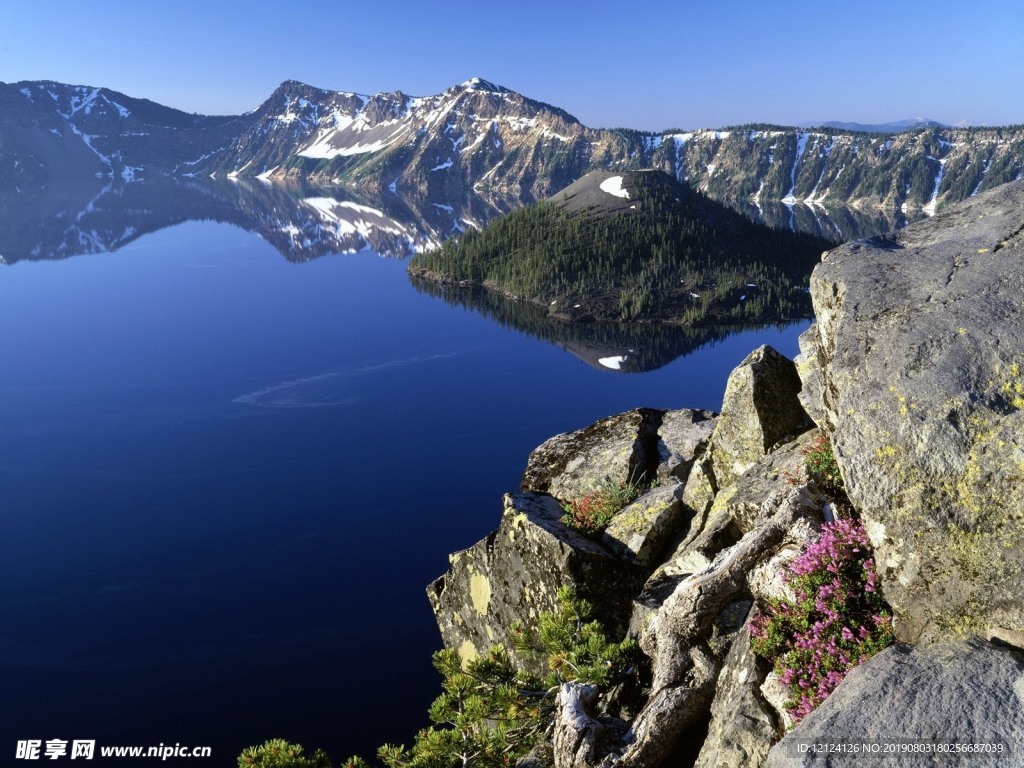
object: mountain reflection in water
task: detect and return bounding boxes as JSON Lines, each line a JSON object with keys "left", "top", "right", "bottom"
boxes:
{"left": 1, "top": 177, "right": 921, "bottom": 266}
{"left": 409, "top": 278, "right": 804, "bottom": 373}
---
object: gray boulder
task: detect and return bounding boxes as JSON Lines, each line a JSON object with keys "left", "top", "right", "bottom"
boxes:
{"left": 811, "top": 180, "right": 1024, "bottom": 642}
{"left": 765, "top": 639, "right": 1024, "bottom": 767}
{"left": 521, "top": 408, "right": 663, "bottom": 499}
{"left": 428, "top": 492, "right": 646, "bottom": 674}
{"left": 708, "top": 345, "right": 810, "bottom": 490}
{"left": 654, "top": 408, "right": 717, "bottom": 484}
{"left": 602, "top": 483, "right": 687, "bottom": 567}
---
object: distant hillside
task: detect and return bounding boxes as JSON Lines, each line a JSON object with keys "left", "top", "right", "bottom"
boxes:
{"left": 799, "top": 117, "right": 948, "bottom": 133}
{"left": 2, "top": 78, "right": 1023, "bottom": 215}
{"left": 408, "top": 170, "right": 833, "bottom": 323}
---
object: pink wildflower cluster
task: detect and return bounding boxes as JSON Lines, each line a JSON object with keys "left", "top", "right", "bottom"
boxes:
{"left": 749, "top": 517, "right": 894, "bottom": 723}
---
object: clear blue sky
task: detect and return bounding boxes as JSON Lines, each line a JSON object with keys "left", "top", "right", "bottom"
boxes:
{"left": 1, "top": 0, "right": 1021, "bottom": 130}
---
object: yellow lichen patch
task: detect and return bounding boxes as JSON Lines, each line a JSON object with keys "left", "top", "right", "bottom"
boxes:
{"left": 470, "top": 572, "right": 491, "bottom": 615}
{"left": 614, "top": 500, "right": 666, "bottom": 529}
{"left": 888, "top": 385, "right": 910, "bottom": 417}
{"left": 945, "top": 526, "right": 998, "bottom": 581}
{"left": 875, "top": 444, "right": 899, "bottom": 461}
{"left": 935, "top": 607, "right": 988, "bottom": 637}
{"left": 458, "top": 640, "right": 479, "bottom": 666}
{"left": 998, "top": 362, "right": 1024, "bottom": 410}
{"left": 507, "top": 511, "right": 529, "bottom": 542}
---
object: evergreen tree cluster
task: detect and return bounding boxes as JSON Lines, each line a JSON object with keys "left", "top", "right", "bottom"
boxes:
{"left": 409, "top": 173, "right": 833, "bottom": 324}
{"left": 239, "top": 589, "right": 639, "bottom": 768}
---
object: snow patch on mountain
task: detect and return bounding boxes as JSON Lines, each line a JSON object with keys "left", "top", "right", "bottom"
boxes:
{"left": 782, "top": 132, "right": 810, "bottom": 203}
{"left": 599, "top": 175, "right": 630, "bottom": 199}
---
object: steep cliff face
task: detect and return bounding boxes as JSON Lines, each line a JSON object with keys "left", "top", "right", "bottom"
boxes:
{"left": 808, "top": 179, "right": 1024, "bottom": 642}
{"left": 429, "top": 181, "right": 1024, "bottom": 768}
{"left": 648, "top": 127, "right": 1024, "bottom": 212}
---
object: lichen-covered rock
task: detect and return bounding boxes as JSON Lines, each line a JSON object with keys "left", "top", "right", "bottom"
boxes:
{"left": 811, "top": 180, "right": 1024, "bottom": 642}
{"left": 764, "top": 639, "right": 1024, "bottom": 767}
{"left": 655, "top": 409, "right": 717, "bottom": 484}
{"left": 708, "top": 430, "right": 824, "bottom": 535}
{"left": 602, "top": 483, "right": 686, "bottom": 567}
{"left": 793, "top": 324, "right": 824, "bottom": 427}
{"left": 428, "top": 492, "right": 646, "bottom": 674}
{"left": 694, "top": 620, "right": 780, "bottom": 768}
{"left": 708, "top": 345, "right": 810, "bottom": 490}
{"left": 521, "top": 408, "right": 663, "bottom": 499}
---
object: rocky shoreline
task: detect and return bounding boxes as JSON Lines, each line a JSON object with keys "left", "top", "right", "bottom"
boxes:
{"left": 428, "top": 180, "right": 1024, "bottom": 767}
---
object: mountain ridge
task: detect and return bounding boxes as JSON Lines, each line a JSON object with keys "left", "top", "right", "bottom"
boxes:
{"left": 798, "top": 117, "right": 949, "bottom": 133}
{"left": 2, "top": 78, "right": 1022, "bottom": 215}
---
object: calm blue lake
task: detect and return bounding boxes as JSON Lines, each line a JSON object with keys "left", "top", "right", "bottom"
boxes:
{"left": 0, "top": 189, "right": 808, "bottom": 762}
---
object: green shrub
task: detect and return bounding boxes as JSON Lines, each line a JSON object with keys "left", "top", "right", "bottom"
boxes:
{"left": 560, "top": 479, "right": 645, "bottom": 535}
{"left": 238, "top": 739, "right": 332, "bottom": 768}
{"left": 801, "top": 433, "right": 844, "bottom": 497}
{"left": 256, "top": 589, "right": 635, "bottom": 767}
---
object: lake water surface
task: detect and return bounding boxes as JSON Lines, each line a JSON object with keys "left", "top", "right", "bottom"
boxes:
{"left": 0, "top": 185, "right": 811, "bottom": 761}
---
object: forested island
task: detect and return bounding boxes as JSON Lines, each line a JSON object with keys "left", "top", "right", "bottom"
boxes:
{"left": 408, "top": 170, "right": 835, "bottom": 324}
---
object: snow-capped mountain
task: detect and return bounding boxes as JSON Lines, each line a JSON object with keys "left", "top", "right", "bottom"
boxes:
{"left": 3, "top": 78, "right": 1023, "bottom": 215}
{"left": 205, "top": 77, "right": 632, "bottom": 201}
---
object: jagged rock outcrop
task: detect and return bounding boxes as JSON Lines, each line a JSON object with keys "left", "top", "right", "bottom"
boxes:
{"left": 432, "top": 336, "right": 829, "bottom": 767}
{"left": 707, "top": 345, "right": 810, "bottom": 489}
{"left": 631, "top": 430, "right": 822, "bottom": 637}
{"left": 431, "top": 407, "right": 716, "bottom": 673}
{"left": 809, "top": 179, "right": 1024, "bottom": 642}
{"left": 764, "top": 639, "right": 1024, "bottom": 767}
{"left": 427, "top": 491, "right": 647, "bottom": 672}
{"left": 521, "top": 408, "right": 665, "bottom": 499}
{"left": 619, "top": 487, "right": 822, "bottom": 768}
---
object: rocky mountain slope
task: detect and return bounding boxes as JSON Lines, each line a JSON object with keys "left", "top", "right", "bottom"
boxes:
{"left": 3, "top": 78, "right": 1022, "bottom": 216}
{"left": 429, "top": 180, "right": 1024, "bottom": 766}
{"left": 0, "top": 80, "right": 245, "bottom": 184}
